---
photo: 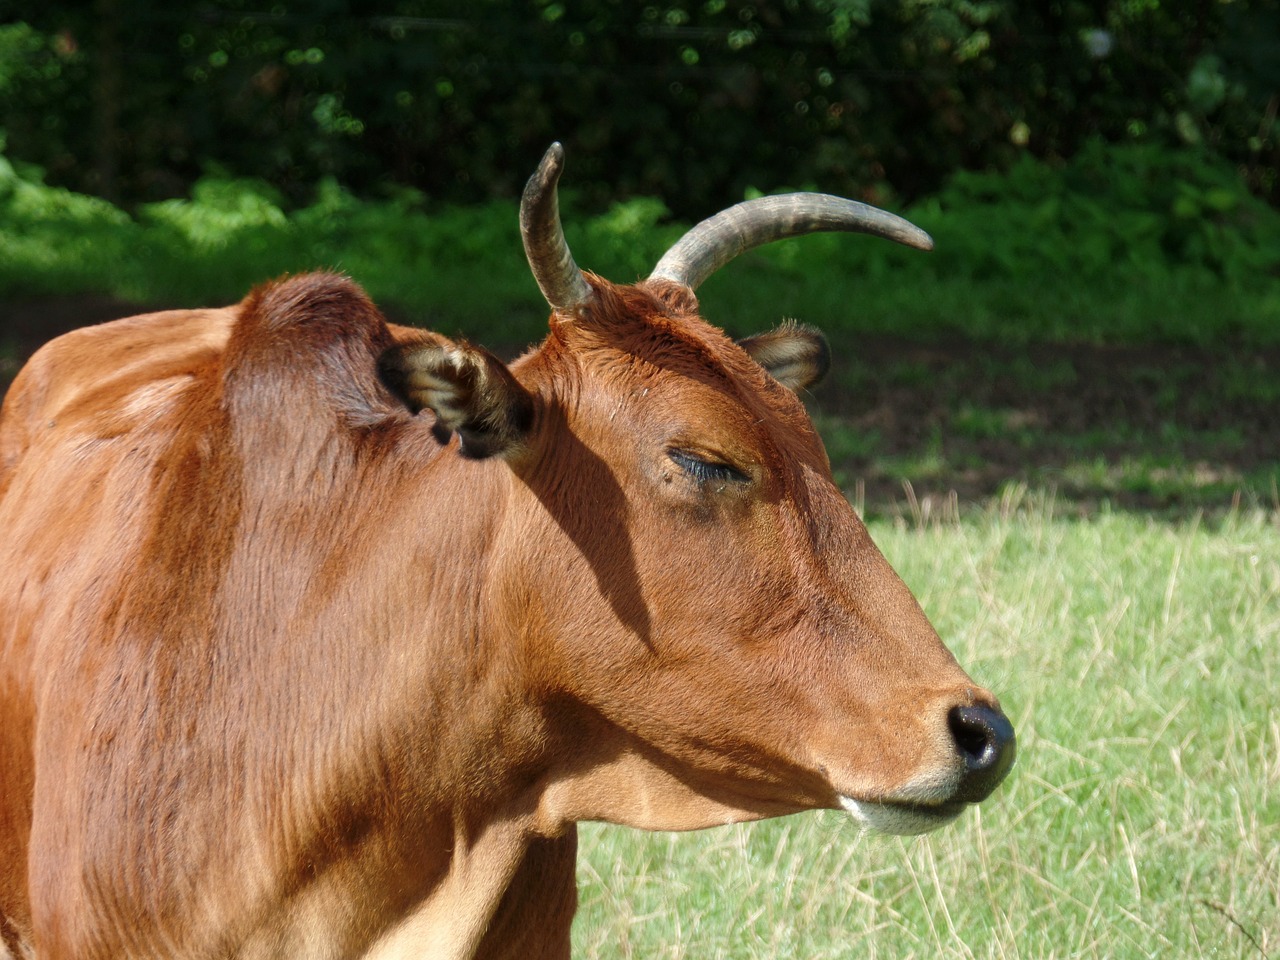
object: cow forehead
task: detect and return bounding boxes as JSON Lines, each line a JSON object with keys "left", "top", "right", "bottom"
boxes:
{"left": 527, "top": 291, "right": 829, "bottom": 496}
{"left": 549, "top": 283, "right": 819, "bottom": 442}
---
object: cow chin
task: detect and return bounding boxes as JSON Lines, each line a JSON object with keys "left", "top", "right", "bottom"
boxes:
{"left": 838, "top": 796, "right": 967, "bottom": 836}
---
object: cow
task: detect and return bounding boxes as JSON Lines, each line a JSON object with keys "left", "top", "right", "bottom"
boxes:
{"left": 0, "top": 144, "right": 1014, "bottom": 960}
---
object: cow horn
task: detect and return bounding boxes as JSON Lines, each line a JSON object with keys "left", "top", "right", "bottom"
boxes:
{"left": 520, "top": 143, "right": 593, "bottom": 311}
{"left": 649, "top": 194, "right": 934, "bottom": 291}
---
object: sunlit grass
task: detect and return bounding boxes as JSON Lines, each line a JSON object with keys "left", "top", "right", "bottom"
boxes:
{"left": 572, "top": 500, "right": 1280, "bottom": 958}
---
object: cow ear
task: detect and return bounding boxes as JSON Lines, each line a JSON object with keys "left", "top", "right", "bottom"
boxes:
{"left": 738, "top": 323, "right": 830, "bottom": 392}
{"left": 380, "top": 335, "right": 534, "bottom": 459}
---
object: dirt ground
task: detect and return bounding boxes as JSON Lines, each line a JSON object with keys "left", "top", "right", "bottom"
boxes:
{"left": 3, "top": 296, "right": 1276, "bottom": 517}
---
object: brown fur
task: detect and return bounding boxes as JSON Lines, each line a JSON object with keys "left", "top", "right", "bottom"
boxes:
{"left": 0, "top": 271, "right": 1008, "bottom": 959}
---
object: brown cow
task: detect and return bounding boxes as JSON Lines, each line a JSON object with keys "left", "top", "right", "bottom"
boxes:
{"left": 0, "top": 145, "right": 1014, "bottom": 960}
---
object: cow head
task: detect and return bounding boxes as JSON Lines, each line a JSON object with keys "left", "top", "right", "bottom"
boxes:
{"left": 383, "top": 145, "right": 1014, "bottom": 836}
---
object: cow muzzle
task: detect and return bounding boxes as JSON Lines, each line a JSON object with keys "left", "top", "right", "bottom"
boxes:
{"left": 948, "top": 703, "right": 1017, "bottom": 802}
{"left": 838, "top": 701, "right": 1017, "bottom": 836}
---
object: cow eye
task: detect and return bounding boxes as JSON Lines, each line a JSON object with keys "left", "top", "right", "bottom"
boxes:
{"left": 667, "top": 449, "right": 750, "bottom": 485}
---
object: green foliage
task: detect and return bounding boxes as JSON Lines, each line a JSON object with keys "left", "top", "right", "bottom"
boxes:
{"left": 1, "top": 139, "right": 1277, "bottom": 346}
{"left": 922, "top": 139, "right": 1280, "bottom": 283}
{"left": 143, "top": 178, "right": 289, "bottom": 249}
{"left": 0, "top": 151, "right": 135, "bottom": 293}
{"left": 0, "top": 152, "right": 672, "bottom": 339}
{"left": 0, "top": 1, "right": 1276, "bottom": 214}
{"left": 0, "top": 22, "right": 44, "bottom": 94}
{"left": 696, "top": 139, "right": 1280, "bottom": 344}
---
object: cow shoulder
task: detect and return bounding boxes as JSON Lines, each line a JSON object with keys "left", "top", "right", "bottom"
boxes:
{"left": 0, "top": 306, "right": 235, "bottom": 500}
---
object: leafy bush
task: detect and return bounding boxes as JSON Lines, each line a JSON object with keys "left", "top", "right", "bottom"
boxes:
{"left": 684, "top": 141, "right": 1280, "bottom": 344}
{"left": 920, "top": 140, "right": 1280, "bottom": 283}
{"left": 2, "top": 139, "right": 1277, "bottom": 345}
{"left": 1, "top": 2, "right": 1276, "bottom": 214}
{"left": 0, "top": 152, "right": 137, "bottom": 294}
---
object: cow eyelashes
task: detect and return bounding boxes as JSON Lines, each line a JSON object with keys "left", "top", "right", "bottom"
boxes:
{"left": 667, "top": 449, "right": 751, "bottom": 485}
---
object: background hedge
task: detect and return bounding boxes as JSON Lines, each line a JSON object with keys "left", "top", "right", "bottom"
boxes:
{"left": 1, "top": 0, "right": 1277, "bottom": 217}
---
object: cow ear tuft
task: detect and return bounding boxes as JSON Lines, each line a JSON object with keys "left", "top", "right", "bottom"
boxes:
{"left": 380, "top": 335, "right": 534, "bottom": 459}
{"left": 738, "top": 323, "right": 830, "bottom": 392}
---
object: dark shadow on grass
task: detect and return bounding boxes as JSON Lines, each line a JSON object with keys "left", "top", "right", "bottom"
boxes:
{"left": 809, "top": 334, "right": 1280, "bottom": 518}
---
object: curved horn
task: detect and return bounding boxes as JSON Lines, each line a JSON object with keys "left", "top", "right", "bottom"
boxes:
{"left": 520, "top": 143, "right": 593, "bottom": 311}
{"left": 649, "top": 193, "right": 934, "bottom": 291}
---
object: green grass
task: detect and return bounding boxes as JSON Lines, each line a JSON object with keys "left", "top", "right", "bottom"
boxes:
{"left": 571, "top": 502, "right": 1280, "bottom": 958}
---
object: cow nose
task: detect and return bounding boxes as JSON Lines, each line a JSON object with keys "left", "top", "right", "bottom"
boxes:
{"left": 947, "top": 704, "right": 1016, "bottom": 803}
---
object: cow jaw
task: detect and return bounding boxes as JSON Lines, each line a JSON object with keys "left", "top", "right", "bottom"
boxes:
{"left": 838, "top": 796, "right": 966, "bottom": 835}
{"left": 534, "top": 741, "right": 817, "bottom": 833}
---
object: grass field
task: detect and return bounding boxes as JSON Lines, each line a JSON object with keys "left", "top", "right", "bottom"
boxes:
{"left": 570, "top": 499, "right": 1280, "bottom": 959}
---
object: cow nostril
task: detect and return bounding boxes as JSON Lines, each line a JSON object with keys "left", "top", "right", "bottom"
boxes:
{"left": 947, "top": 704, "right": 1017, "bottom": 803}
{"left": 952, "top": 717, "right": 989, "bottom": 762}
